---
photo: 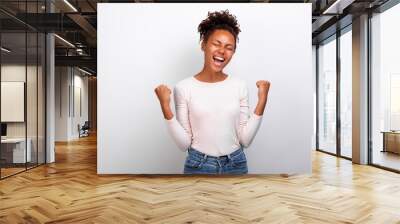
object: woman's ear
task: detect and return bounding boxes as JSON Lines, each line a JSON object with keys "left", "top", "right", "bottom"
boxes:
{"left": 201, "top": 41, "right": 205, "bottom": 51}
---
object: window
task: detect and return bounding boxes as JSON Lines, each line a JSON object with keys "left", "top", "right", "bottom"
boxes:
{"left": 339, "top": 28, "right": 352, "bottom": 158}
{"left": 371, "top": 3, "right": 400, "bottom": 171}
{"left": 318, "top": 36, "right": 337, "bottom": 154}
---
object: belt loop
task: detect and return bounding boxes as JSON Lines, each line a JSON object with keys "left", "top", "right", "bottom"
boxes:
{"left": 227, "top": 154, "right": 231, "bottom": 159}
{"left": 203, "top": 154, "right": 207, "bottom": 160}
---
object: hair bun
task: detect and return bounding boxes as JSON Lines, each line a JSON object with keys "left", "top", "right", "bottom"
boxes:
{"left": 198, "top": 10, "right": 241, "bottom": 44}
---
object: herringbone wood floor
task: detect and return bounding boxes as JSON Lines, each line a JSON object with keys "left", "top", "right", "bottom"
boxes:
{"left": 1, "top": 134, "right": 400, "bottom": 224}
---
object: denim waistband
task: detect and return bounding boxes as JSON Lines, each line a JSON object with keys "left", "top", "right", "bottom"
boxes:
{"left": 188, "top": 147, "right": 243, "bottom": 160}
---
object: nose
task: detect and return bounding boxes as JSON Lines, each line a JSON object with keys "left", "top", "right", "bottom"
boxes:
{"left": 217, "top": 47, "right": 225, "bottom": 55}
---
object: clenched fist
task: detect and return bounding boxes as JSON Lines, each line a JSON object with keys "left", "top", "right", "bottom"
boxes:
{"left": 253, "top": 80, "right": 270, "bottom": 116}
{"left": 154, "top": 84, "right": 171, "bottom": 105}
{"left": 256, "top": 80, "right": 271, "bottom": 100}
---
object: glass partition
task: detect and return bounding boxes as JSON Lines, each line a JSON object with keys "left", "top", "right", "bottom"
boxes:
{"left": 318, "top": 36, "right": 337, "bottom": 155}
{"left": 0, "top": 1, "right": 46, "bottom": 179}
{"left": 371, "top": 3, "right": 400, "bottom": 171}
{"left": 1, "top": 31, "right": 28, "bottom": 177}
{"left": 339, "top": 28, "right": 352, "bottom": 158}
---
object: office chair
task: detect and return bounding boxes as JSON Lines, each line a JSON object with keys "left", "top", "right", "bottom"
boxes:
{"left": 79, "top": 121, "right": 90, "bottom": 138}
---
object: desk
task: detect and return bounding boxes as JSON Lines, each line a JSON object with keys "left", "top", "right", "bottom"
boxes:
{"left": 1, "top": 138, "right": 31, "bottom": 163}
{"left": 381, "top": 131, "right": 400, "bottom": 154}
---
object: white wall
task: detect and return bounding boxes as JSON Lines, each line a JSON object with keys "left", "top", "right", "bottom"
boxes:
{"left": 98, "top": 3, "right": 313, "bottom": 174}
{"left": 55, "top": 67, "right": 69, "bottom": 141}
{"left": 72, "top": 72, "right": 89, "bottom": 138}
{"left": 55, "top": 67, "right": 89, "bottom": 141}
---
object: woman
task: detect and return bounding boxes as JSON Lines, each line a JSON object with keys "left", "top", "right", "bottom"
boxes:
{"left": 154, "top": 10, "right": 270, "bottom": 174}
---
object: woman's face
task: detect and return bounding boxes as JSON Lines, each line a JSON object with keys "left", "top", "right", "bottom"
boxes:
{"left": 202, "top": 29, "right": 236, "bottom": 73}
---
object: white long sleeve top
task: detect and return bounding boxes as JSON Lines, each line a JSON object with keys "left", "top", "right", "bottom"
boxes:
{"left": 165, "top": 75, "right": 263, "bottom": 156}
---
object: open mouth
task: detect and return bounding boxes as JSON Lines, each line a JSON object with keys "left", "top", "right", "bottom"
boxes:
{"left": 212, "top": 56, "right": 225, "bottom": 67}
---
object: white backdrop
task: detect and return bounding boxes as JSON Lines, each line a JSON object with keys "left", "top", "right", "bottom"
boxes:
{"left": 98, "top": 3, "right": 313, "bottom": 174}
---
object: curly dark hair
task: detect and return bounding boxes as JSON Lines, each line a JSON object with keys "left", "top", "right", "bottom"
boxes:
{"left": 197, "top": 10, "right": 241, "bottom": 47}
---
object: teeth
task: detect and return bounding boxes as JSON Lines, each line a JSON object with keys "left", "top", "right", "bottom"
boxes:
{"left": 213, "top": 56, "right": 225, "bottom": 62}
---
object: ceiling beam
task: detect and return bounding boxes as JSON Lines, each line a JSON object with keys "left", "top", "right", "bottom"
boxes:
{"left": 55, "top": 55, "right": 96, "bottom": 70}
{"left": 67, "top": 13, "right": 97, "bottom": 46}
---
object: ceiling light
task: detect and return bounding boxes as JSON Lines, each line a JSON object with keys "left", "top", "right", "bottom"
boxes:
{"left": 1, "top": 47, "right": 11, "bottom": 53}
{"left": 63, "top": 0, "right": 78, "bottom": 12}
{"left": 76, "top": 48, "right": 85, "bottom": 55}
{"left": 54, "top": 34, "right": 75, "bottom": 48}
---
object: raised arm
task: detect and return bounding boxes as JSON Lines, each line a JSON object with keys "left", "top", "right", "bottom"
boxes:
{"left": 254, "top": 80, "right": 270, "bottom": 116}
{"left": 154, "top": 84, "right": 192, "bottom": 151}
{"left": 237, "top": 80, "right": 270, "bottom": 148}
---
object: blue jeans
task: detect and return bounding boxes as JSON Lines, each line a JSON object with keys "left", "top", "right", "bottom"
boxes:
{"left": 183, "top": 147, "right": 248, "bottom": 174}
